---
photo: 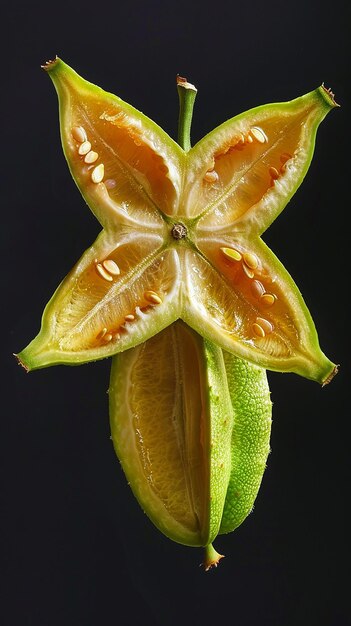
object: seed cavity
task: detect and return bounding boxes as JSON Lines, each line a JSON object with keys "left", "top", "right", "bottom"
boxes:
{"left": 242, "top": 263, "right": 254, "bottom": 279}
{"left": 144, "top": 290, "right": 163, "bottom": 305}
{"left": 251, "top": 279, "right": 265, "bottom": 298}
{"left": 234, "top": 133, "right": 247, "bottom": 150}
{"left": 269, "top": 166, "right": 279, "bottom": 180}
{"left": 102, "top": 259, "right": 120, "bottom": 276}
{"left": 105, "top": 178, "right": 117, "bottom": 189}
{"left": 84, "top": 150, "right": 99, "bottom": 164}
{"left": 252, "top": 322, "right": 266, "bottom": 338}
{"left": 72, "top": 126, "right": 87, "bottom": 143}
{"left": 256, "top": 316, "right": 273, "bottom": 334}
{"left": 78, "top": 141, "right": 92, "bottom": 155}
{"left": 96, "top": 327, "right": 107, "bottom": 340}
{"left": 91, "top": 163, "right": 105, "bottom": 184}
{"left": 96, "top": 263, "right": 113, "bottom": 282}
{"left": 204, "top": 169, "right": 219, "bottom": 183}
{"left": 250, "top": 126, "right": 268, "bottom": 144}
{"left": 260, "top": 292, "right": 276, "bottom": 306}
{"left": 280, "top": 152, "right": 292, "bottom": 164}
{"left": 220, "top": 247, "right": 242, "bottom": 262}
{"left": 243, "top": 252, "right": 259, "bottom": 270}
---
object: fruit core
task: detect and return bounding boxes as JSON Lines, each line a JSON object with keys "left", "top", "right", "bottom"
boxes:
{"left": 171, "top": 222, "right": 188, "bottom": 240}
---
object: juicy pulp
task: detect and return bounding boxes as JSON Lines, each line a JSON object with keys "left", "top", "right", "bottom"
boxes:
{"left": 17, "top": 58, "right": 338, "bottom": 384}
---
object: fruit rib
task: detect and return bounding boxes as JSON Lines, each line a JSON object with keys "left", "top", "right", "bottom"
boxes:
{"left": 219, "top": 356, "right": 272, "bottom": 534}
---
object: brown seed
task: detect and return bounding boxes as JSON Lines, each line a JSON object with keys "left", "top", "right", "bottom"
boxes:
{"left": 84, "top": 150, "right": 99, "bottom": 164}
{"left": 251, "top": 279, "right": 265, "bottom": 298}
{"left": 91, "top": 163, "right": 105, "bottom": 184}
{"left": 280, "top": 152, "right": 292, "bottom": 164}
{"left": 104, "top": 333, "right": 113, "bottom": 343}
{"left": 269, "top": 166, "right": 279, "bottom": 180}
{"left": 102, "top": 259, "right": 120, "bottom": 275}
{"left": 256, "top": 316, "right": 273, "bottom": 334}
{"left": 78, "top": 141, "right": 92, "bottom": 155}
{"left": 96, "top": 263, "right": 113, "bottom": 282}
{"left": 250, "top": 126, "right": 268, "bottom": 143}
{"left": 144, "top": 290, "right": 163, "bottom": 305}
{"left": 252, "top": 322, "right": 266, "bottom": 338}
{"left": 204, "top": 169, "right": 219, "bottom": 183}
{"left": 220, "top": 247, "right": 242, "bottom": 262}
{"left": 260, "top": 292, "right": 276, "bottom": 306}
{"left": 243, "top": 252, "right": 259, "bottom": 270}
{"left": 72, "top": 126, "right": 87, "bottom": 143}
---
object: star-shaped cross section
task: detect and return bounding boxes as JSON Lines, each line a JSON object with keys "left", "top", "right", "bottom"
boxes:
{"left": 18, "top": 58, "right": 338, "bottom": 384}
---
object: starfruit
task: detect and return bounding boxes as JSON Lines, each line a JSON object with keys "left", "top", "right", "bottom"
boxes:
{"left": 17, "top": 57, "right": 338, "bottom": 384}
{"left": 109, "top": 322, "right": 272, "bottom": 569}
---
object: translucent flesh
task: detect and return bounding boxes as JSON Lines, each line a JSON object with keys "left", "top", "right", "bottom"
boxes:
{"left": 17, "top": 59, "right": 338, "bottom": 384}
{"left": 109, "top": 322, "right": 233, "bottom": 546}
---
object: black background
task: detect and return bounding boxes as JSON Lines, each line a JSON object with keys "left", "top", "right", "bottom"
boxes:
{"left": 2, "top": 1, "right": 350, "bottom": 625}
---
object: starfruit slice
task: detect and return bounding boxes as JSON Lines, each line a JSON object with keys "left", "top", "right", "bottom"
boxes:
{"left": 109, "top": 322, "right": 272, "bottom": 568}
{"left": 17, "top": 58, "right": 338, "bottom": 383}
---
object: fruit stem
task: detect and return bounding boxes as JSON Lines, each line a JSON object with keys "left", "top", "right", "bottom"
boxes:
{"left": 176, "top": 76, "right": 197, "bottom": 152}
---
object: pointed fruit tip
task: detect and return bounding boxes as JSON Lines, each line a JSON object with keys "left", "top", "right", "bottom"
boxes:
{"left": 13, "top": 352, "right": 30, "bottom": 373}
{"left": 41, "top": 56, "right": 59, "bottom": 72}
{"left": 320, "top": 83, "right": 340, "bottom": 107}
{"left": 202, "top": 543, "right": 225, "bottom": 572}
{"left": 322, "top": 364, "right": 339, "bottom": 387}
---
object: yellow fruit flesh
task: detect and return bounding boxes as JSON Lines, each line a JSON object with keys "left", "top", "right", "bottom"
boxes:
{"left": 17, "top": 60, "right": 337, "bottom": 385}
{"left": 109, "top": 323, "right": 233, "bottom": 546}
{"left": 129, "top": 326, "right": 207, "bottom": 534}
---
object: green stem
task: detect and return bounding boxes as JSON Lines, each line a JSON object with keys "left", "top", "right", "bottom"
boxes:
{"left": 176, "top": 76, "right": 197, "bottom": 152}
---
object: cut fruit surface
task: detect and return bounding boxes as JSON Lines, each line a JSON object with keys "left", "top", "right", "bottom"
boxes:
{"left": 17, "top": 58, "right": 338, "bottom": 384}
{"left": 109, "top": 322, "right": 233, "bottom": 547}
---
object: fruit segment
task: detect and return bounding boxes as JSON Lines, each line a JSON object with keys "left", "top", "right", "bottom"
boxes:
{"left": 187, "top": 236, "right": 331, "bottom": 382}
{"left": 43, "top": 57, "right": 184, "bottom": 226}
{"left": 19, "top": 241, "right": 182, "bottom": 369}
{"left": 109, "top": 322, "right": 233, "bottom": 547}
{"left": 185, "top": 86, "right": 337, "bottom": 228}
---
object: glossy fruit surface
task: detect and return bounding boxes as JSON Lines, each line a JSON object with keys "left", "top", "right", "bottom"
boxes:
{"left": 109, "top": 322, "right": 271, "bottom": 561}
{"left": 17, "top": 58, "right": 338, "bottom": 384}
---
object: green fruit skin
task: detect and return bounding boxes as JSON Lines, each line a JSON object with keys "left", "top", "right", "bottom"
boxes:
{"left": 219, "top": 354, "right": 272, "bottom": 534}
